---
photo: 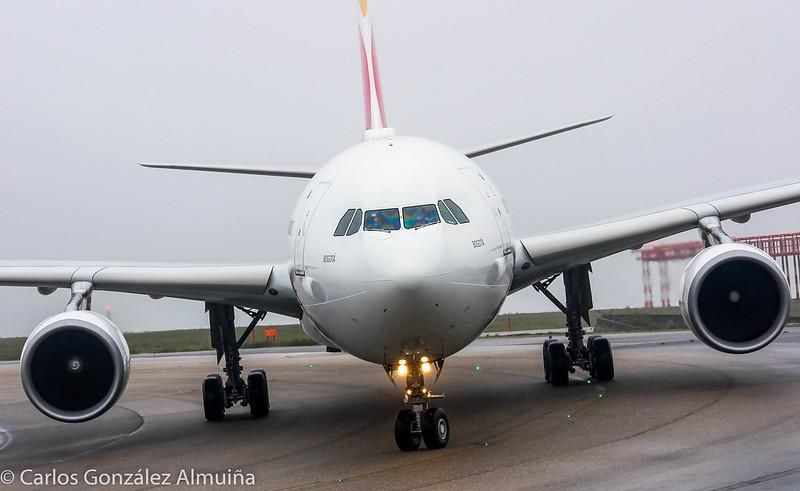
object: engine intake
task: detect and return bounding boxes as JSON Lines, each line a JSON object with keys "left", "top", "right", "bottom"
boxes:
{"left": 680, "top": 243, "right": 790, "bottom": 354}
{"left": 20, "top": 311, "right": 130, "bottom": 423}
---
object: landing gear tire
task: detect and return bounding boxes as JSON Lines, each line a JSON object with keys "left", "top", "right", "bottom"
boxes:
{"left": 394, "top": 409, "right": 422, "bottom": 452}
{"left": 247, "top": 369, "right": 270, "bottom": 418}
{"left": 589, "top": 337, "right": 614, "bottom": 381}
{"left": 547, "top": 341, "right": 570, "bottom": 386}
{"left": 202, "top": 373, "right": 225, "bottom": 421}
{"left": 542, "top": 339, "right": 555, "bottom": 382}
{"left": 421, "top": 407, "right": 449, "bottom": 450}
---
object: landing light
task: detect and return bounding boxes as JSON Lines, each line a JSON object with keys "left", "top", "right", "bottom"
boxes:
{"left": 420, "top": 356, "right": 429, "bottom": 363}
{"left": 397, "top": 364, "right": 408, "bottom": 376}
{"left": 421, "top": 362, "right": 432, "bottom": 373}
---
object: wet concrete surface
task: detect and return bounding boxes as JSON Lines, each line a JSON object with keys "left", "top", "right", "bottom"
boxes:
{"left": 2, "top": 330, "right": 800, "bottom": 490}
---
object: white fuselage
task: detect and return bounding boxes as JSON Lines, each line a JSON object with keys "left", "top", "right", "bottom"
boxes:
{"left": 289, "top": 135, "right": 514, "bottom": 365}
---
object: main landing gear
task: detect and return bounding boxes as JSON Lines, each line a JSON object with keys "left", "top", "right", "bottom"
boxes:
{"left": 388, "top": 356, "right": 449, "bottom": 451}
{"left": 534, "top": 264, "right": 614, "bottom": 386}
{"left": 202, "top": 303, "right": 270, "bottom": 420}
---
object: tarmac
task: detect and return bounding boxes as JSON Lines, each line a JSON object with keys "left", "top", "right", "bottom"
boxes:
{"left": 2, "top": 330, "right": 800, "bottom": 490}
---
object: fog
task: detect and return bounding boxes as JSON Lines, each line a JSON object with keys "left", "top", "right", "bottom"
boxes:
{"left": 1, "top": 1, "right": 798, "bottom": 336}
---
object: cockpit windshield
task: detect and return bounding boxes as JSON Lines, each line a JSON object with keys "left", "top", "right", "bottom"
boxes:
{"left": 364, "top": 208, "right": 401, "bottom": 231}
{"left": 402, "top": 204, "right": 440, "bottom": 229}
{"left": 335, "top": 200, "right": 468, "bottom": 236}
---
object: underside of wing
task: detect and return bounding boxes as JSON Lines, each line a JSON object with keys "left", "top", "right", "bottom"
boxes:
{"left": 0, "top": 262, "right": 301, "bottom": 318}
{"left": 511, "top": 178, "right": 800, "bottom": 292}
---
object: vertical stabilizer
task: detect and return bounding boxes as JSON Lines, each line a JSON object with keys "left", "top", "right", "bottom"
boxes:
{"left": 358, "top": 1, "right": 393, "bottom": 140}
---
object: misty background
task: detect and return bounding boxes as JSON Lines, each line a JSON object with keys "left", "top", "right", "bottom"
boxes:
{"left": 1, "top": 1, "right": 798, "bottom": 336}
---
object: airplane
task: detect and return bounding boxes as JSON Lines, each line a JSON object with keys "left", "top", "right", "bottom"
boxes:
{"left": 3, "top": 0, "right": 800, "bottom": 452}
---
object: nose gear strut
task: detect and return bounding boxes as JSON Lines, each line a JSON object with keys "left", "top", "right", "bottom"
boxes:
{"left": 387, "top": 357, "right": 449, "bottom": 451}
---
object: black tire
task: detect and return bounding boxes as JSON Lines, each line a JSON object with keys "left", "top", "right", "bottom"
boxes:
{"left": 202, "top": 373, "right": 225, "bottom": 421}
{"left": 247, "top": 369, "right": 270, "bottom": 418}
{"left": 590, "top": 337, "right": 615, "bottom": 381}
{"left": 394, "top": 409, "right": 421, "bottom": 451}
{"left": 542, "top": 339, "right": 555, "bottom": 382}
{"left": 547, "top": 341, "right": 570, "bottom": 386}
{"left": 421, "top": 407, "right": 450, "bottom": 450}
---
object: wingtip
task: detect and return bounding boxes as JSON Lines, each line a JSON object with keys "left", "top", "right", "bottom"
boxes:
{"left": 359, "top": 0, "right": 368, "bottom": 17}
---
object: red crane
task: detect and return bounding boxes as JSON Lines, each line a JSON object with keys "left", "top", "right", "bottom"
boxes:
{"left": 633, "top": 232, "right": 800, "bottom": 308}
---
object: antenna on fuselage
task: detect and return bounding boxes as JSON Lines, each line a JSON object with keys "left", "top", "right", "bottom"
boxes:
{"left": 358, "top": 0, "right": 394, "bottom": 141}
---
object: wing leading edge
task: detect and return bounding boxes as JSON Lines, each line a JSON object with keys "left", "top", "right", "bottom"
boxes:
{"left": 511, "top": 179, "right": 800, "bottom": 293}
{"left": 0, "top": 262, "right": 302, "bottom": 318}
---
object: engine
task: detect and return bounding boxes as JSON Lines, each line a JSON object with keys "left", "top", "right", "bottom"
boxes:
{"left": 680, "top": 242, "right": 790, "bottom": 354}
{"left": 20, "top": 311, "right": 130, "bottom": 423}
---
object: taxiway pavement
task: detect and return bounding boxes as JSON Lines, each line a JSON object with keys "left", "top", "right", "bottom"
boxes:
{"left": 2, "top": 330, "right": 800, "bottom": 490}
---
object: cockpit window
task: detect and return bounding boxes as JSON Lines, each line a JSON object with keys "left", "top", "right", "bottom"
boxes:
{"left": 437, "top": 200, "right": 457, "bottom": 225}
{"left": 403, "top": 204, "right": 440, "bottom": 229}
{"left": 346, "top": 209, "right": 362, "bottom": 236}
{"left": 364, "top": 208, "right": 401, "bottom": 231}
{"left": 334, "top": 209, "right": 356, "bottom": 236}
{"left": 334, "top": 208, "right": 364, "bottom": 237}
{"left": 443, "top": 199, "right": 469, "bottom": 224}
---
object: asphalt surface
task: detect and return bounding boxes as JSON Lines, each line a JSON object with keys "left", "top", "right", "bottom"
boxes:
{"left": 2, "top": 329, "right": 800, "bottom": 490}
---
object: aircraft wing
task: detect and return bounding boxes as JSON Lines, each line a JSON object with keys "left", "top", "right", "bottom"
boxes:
{"left": 0, "top": 262, "right": 302, "bottom": 318}
{"left": 140, "top": 163, "right": 316, "bottom": 179}
{"left": 510, "top": 179, "right": 800, "bottom": 293}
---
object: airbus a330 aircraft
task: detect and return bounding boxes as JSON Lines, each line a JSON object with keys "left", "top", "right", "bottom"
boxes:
{"left": 4, "top": 2, "right": 800, "bottom": 451}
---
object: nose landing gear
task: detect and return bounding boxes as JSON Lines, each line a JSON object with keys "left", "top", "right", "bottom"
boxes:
{"left": 534, "top": 264, "right": 615, "bottom": 385}
{"left": 389, "top": 357, "right": 448, "bottom": 451}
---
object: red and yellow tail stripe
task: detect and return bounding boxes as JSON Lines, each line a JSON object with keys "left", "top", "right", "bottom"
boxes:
{"left": 358, "top": 0, "right": 387, "bottom": 131}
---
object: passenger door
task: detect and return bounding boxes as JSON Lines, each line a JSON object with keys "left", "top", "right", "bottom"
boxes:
{"left": 459, "top": 168, "right": 512, "bottom": 255}
{"left": 294, "top": 181, "right": 332, "bottom": 276}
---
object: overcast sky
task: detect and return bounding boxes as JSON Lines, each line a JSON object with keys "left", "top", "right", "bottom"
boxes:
{"left": 1, "top": 1, "right": 799, "bottom": 336}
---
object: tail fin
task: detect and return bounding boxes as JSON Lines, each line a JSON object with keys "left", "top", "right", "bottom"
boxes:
{"left": 358, "top": 1, "right": 392, "bottom": 140}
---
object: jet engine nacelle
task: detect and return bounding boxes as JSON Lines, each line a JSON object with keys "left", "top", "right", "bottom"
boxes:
{"left": 680, "top": 243, "right": 790, "bottom": 354}
{"left": 20, "top": 311, "right": 130, "bottom": 422}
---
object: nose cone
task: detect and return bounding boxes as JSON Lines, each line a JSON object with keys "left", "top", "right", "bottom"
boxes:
{"left": 365, "top": 230, "right": 452, "bottom": 354}
{"left": 371, "top": 230, "right": 448, "bottom": 292}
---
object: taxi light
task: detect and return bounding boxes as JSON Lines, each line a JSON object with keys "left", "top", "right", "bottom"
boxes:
{"left": 422, "top": 388, "right": 427, "bottom": 394}
{"left": 397, "top": 364, "right": 408, "bottom": 376}
{"left": 398, "top": 359, "right": 407, "bottom": 365}
{"left": 406, "top": 389, "right": 412, "bottom": 395}
{"left": 421, "top": 362, "right": 432, "bottom": 373}
{"left": 420, "top": 356, "right": 429, "bottom": 363}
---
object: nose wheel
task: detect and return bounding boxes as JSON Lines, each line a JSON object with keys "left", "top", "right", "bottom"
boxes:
{"left": 389, "top": 357, "right": 448, "bottom": 451}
